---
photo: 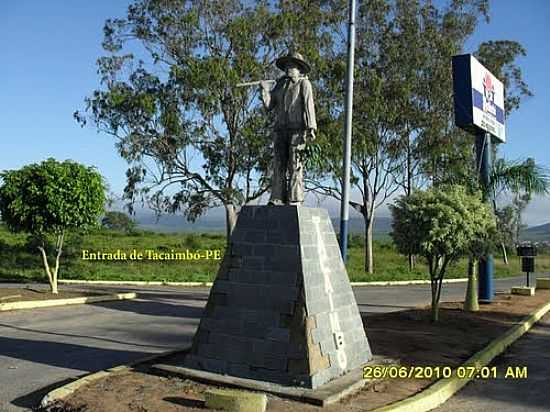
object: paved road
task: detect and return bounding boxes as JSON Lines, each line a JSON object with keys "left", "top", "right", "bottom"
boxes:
{"left": 436, "top": 313, "right": 550, "bottom": 412}
{"left": 0, "top": 276, "right": 536, "bottom": 411}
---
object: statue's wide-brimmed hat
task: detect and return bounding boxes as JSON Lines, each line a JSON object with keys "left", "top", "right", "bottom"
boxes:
{"left": 276, "top": 52, "right": 311, "bottom": 74}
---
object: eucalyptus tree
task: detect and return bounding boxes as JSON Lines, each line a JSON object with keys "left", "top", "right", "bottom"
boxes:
{"left": 475, "top": 40, "right": 546, "bottom": 241}
{"left": 408, "top": 10, "right": 538, "bottom": 272}
{"left": 383, "top": 0, "right": 489, "bottom": 269}
{"left": 76, "top": 1, "right": 270, "bottom": 239}
{"left": 76, "top": 0, "right": 349, "bottom": 240}
{"left": 307, "top": 0, "right": 404, "bottom": 274}
{"left": 307, "top": 0, "right": 490, "bottom": 274}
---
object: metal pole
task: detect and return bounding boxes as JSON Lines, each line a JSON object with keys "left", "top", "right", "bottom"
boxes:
{"left": 476, "top": 130, "right": 494, "bottom": 302}
{"left": 339, "top": 0, "right": 356, "bottom": 262}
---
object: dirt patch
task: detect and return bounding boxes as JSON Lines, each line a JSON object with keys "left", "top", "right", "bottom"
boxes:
{"left": 0, "top": 287, "right": 101, "bottom": 303}
{"left": 49, "top": 291, "right": 550, "bottom": 412}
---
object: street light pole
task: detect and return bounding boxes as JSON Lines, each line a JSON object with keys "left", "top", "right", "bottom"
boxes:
{"left": 339, "top": 0, "right": 356, "bottom": 262}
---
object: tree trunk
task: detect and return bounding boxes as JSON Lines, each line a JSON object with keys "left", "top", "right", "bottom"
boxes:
{"left": 364, "top": 216, "right": 374, "bottom": 274}
{"left": 405, "top": 144, "right": 416, "bottom": 271}
{"left": 52, "top": 231, "right": 64, "bottom": 295}
{"left": 430, "top": 271, "right": 445, "bottom": 322}
{"left": 464, "top": 257, "right": 479, "bottom": 312}
{"left": 38, "top": 245, "right": 58, "bottom": 294}
{"left": 408, "top": 254, "right": 416, "bottom": 271}
{"left": 431, "top": 285, "right": 439, "bottom": 322}
{"left": 225, "top": 204, "right": 238, "bottom": 244}
{"left": 501, "top": 243, "right": 509, "bottom": 265}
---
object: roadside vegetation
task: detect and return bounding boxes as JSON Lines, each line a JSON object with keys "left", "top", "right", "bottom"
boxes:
{"left": 1, "top": 224, "right": 548, "bottom": 284}
{"left": 0, "top": 159, "right": 106, "bottom": 293}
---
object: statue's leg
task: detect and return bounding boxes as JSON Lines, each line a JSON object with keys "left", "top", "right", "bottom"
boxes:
{"left": 269, "top": 131, "right": 289, "bottom": 205}
{"left": 288, "top": 132, "right": 305, "bottom": 205}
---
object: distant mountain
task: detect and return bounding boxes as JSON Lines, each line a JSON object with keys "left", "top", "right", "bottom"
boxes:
{"left": 330, "top": 217, "right": 392, "bottom": 238}
{"left": 136, "top": 213, "right": 226, "bottom": 233}
{"left": 522, "top": 223, "right": 550, "bottom": 241}
{"left": 134, "top": 208, "right": 549, "bottom": 244}
{"left": 134, "top": 210, "right": 392, "bottom": 237}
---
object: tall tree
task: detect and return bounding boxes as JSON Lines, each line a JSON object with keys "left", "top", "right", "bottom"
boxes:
{"left": 76, "top": 0, "right": 347, "bottom": 240}
{"left": 307, "top": 0, "right": 490, "bottom": 274}
{"left": 409, "top": 0, "right": 490, "bottom": 189}
{"left": 76, "top": 1, "right": 281, "bottom": 240}
{"left": 307, "top": 0, "right": 403, "bottom": 274}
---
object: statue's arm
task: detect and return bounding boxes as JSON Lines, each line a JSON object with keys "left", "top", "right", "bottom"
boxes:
{"left": 302, "top": 79, "right": 317, "bottom": 139}
{"left": 260, "top": 80, "right": 279, "bottom": 111}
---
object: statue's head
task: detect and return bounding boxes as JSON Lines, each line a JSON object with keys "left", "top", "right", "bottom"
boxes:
{"left": 276, "top": 52, "right": 310, "bottom": 77}
{"left": 284, "top": 62, "right": 302, "bottom": 79}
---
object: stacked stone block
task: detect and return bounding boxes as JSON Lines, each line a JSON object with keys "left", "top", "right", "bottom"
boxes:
{"left": 184, "top": 206, "right": 372, "bottom": 388}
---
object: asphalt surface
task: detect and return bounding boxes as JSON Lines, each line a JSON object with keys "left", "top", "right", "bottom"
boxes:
{"left": 436, "top": 312, "right": 550, "bottom": 412}
{"left": 0, "top": 275, "right": 541, "bottom": 411}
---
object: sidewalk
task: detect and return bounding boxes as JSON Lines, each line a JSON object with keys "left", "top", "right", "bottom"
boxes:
{"left": 435, "top": 313, "right": 550, "bottom": 412}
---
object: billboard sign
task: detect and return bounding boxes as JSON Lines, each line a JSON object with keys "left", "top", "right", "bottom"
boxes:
{"left": 452, "top": 54, "right": 506, "bottom": 143}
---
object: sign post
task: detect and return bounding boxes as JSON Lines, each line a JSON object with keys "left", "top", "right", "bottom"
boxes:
{"left": 475, "top": 130, "right": 494, "bottom": 302}
{"left": 452, "top": 54, "right": 506, "bottom": 303}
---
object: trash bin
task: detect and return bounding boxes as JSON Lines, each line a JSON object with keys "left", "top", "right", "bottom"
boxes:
{"left": 516, "top": 245, "right": 537, "bottom": 286}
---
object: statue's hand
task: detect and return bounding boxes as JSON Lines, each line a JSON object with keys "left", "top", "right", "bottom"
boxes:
{"left": 259, "top": 81, "right": 272, "bottom": 106}
{"left": 305, "top": 129, "right": 316, "bottom": 142}
{"left": 259, "top": 81, "right": 272, "bottom": 91}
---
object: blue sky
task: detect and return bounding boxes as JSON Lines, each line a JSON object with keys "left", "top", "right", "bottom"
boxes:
{"left": 0, "top": 1, "right": 548, "bottom": 225}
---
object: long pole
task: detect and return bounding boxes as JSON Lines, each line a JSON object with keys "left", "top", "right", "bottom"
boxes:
{"left": 339, "top": 0, "right": 356, "bottom": 262}
{"left": 476, "top": 130, "right": 494, "bottom": 302}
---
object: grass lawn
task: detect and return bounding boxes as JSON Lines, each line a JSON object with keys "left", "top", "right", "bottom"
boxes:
{"left": 0, "top": 224, "right": 547, "bottom": 283}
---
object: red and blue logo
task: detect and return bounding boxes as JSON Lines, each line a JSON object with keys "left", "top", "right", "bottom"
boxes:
{"left": 472, "top": 72, "right": 504, "bottom": 125}
{"left": 482, "top": 73, "right": 497, "bottom": 116}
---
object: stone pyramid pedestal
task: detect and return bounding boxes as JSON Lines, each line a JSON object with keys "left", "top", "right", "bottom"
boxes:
{"left": 183, "top": 206, "right": 372, "bottom": 388}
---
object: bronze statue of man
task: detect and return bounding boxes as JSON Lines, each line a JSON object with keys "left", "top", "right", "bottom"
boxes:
{"left": 259, "top": 52, "right": 317, "bottom": 206}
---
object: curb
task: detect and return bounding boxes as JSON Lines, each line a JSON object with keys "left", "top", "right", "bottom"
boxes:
{"left": 351, "top": 278, "right": 467, "bottom": 286}
{"left": 58, "top": 278, "right": 468, "bottom": 287}
{"left": 59, "top": 280, "right": 214, "bottom": 287}
{"left": 40, "top": 347, "right": 190, "bottom": 408}
{"left": 537, "top": 278, "right": 550, "bottom": 289}
{"left": 0, "top": 292, "right": 137, "bottom": 312}
{"left": 372, "top": 299, "right": 550, "bottom": 412}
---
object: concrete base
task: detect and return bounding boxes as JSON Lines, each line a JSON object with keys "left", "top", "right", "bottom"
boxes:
{"left": 153, "top": 360, "right": 381, "bottom": 407}
{"left": 183, "top": 206, "right": 372, "bottom": 389}
{"left": 536, "top": 278, "right": 550, "bottom": 290}
{"left": 511, "top": 286, "right": 535, "bottom": 296}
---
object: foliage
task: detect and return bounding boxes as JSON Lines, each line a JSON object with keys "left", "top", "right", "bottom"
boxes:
{"left": 495, "top": 205, "right": 517, "bottom": 248}
{"left": 0, "top": 158, "right": 105, "bottom": 235}
{"left": 491, "top": 157, "right": 550, "bottom": 251}
{"left": 101, "top": 211, "right": 136, "bottom": 232}
{"left": 390, "top": 186, "right": 496, "bottom": 321}
{"left": 475, "top": 40, "right": 533, "bottom": 117}
{"left": 75, "top": 0, "right": 535, "bottom": 275}
{"left": 2, "top": 224, "right": 543, "bottom": 284}
{"left": 308, "top": 0, "right": 493, "bottom": 274}
{"left": 0, "top": 158, "right": 106, "bottom": 293}
{"left": 75, "top": 0, "right": 348, "bottom": 238}
{"left": 416, "top": 13, "right": 534, "bottom": 190}
{"left": 491, "top": 158, "right": 550, "bottom": 198}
